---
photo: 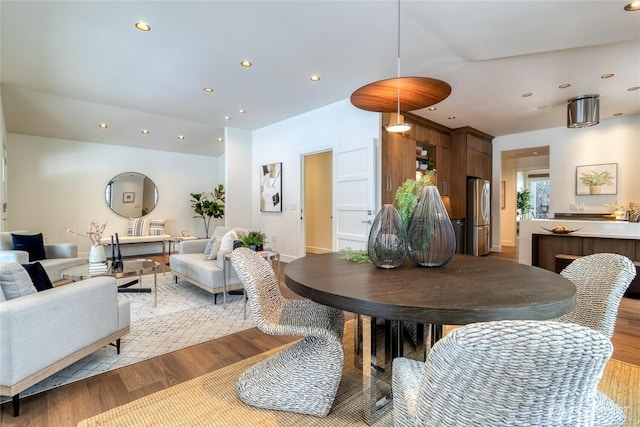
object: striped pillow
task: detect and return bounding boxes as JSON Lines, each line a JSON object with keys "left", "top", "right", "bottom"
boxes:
{"left": 148, "top": 219, "right": 167, "bottom": 236}
{"left": 127, "top": 218, "right": 150, "bottom": 236}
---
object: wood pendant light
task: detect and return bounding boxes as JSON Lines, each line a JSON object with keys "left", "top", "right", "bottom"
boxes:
{"left": 350, "top": 77, "right": 452, "bottom": 112}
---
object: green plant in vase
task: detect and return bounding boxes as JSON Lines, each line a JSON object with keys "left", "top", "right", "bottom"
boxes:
{"left": 239, "top": 230, "right": 267, "bottom": 251}
{"left": 190, "top": 184, "right": 225, "bottom": 238}
{"left": 516, "top": 188, "right": 533, "bottom": 219}
{"left": 394, "top": 171, "right": 436, "bottom": 229}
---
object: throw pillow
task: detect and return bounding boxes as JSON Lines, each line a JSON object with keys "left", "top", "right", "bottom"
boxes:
{"left": 12, "top": 233, "right": 47, "bottom": 262}
{"left": 127, "top": 218, "right": 150, "bottom": 236}
{"left": 0, "top": 262, "right": 37, "bottom": 300}
{"left": 204, "top": 236, "right": 223, "bottom": 260}
{"left": 21, "top": 261, "right": 54, "bottom": 291}
{"left": 219, "top": 230, "right": 238, "bottom": 253}
{"left": 148, "top": 219, "right": 167, "bottom": 236}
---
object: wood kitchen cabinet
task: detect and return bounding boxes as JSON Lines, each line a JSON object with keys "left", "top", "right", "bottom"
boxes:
{"left": 381, "top": 113, "right": 452, "bottom": 205}
{"left": 450, "top": 127, "right": 494, "bottom": 219}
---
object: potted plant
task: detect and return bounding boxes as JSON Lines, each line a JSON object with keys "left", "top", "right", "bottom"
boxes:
{"left": 239, "top": 230, "right": 267, "bottom": 251}
{"left": 190, "top": 184, "right": 225, "bottom": 238}
{"left": 394, "top": 171, "right": 436, "bottom": 229}
{"left": 579, "top": 170, "right": 614, "bottom": 194}
{"left": 516, "top": 189, "right": 533, "bottom": 220}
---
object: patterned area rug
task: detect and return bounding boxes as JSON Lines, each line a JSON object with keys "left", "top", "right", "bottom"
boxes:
{"left": 1, "top": 273, "right": 254, "bottom": 403}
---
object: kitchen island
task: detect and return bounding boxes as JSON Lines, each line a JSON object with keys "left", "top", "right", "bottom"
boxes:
{"left": 519, "top": 219, "right": 640, "bottom": 297}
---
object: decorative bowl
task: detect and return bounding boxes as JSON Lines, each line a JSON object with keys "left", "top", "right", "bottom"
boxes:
{"left": 541, "top": 226, "right": 581, "bottom": 234}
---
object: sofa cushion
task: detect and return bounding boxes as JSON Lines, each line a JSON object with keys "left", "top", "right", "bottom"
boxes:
{"left": 0, "top": 262, "right": 38, "bottom": 299}
{"left": 12, "top": 233, "right": 46, "bottom": 262}
{"left": 204, "top": 236, "right": 223, "bottom": 260}
{"left": 148, "top": 219, "right": 167, "bottom": 235}
{"left": 1, "top": 230, "right": 29, "bottom": 250}
{"left": 220, "top": 230, "right": 238, "bottom": 253}
{"left": 127, "top": 218, "right": 150, "bottom": 236}
{"left": 21, "top": 261, "right": 54, "bottom": 291}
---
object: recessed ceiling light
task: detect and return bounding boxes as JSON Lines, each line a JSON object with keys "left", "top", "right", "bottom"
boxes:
{"left": 559, "top": 83, "right": 571, "bottom": 89}
{"left": 203, "top": 87, "right": 214, "bottom": 93}
{"left": 601, "top": 73, "right": 614, "bottom": 79}
{"left": 522, "top": 92, "right": 532, "bottom": 97}
{"left": 217, "top": 138, "right": 224, "bottom": 143}
{"left": 177, "top": 135, "right": 185, "bottom": 140}
{"left": 240, "top": 60, "right": 252, "bottom": 67}
{"left": 135, "top": 22, "right": 150, "bottom": 31}
{"left": 310, "top": 75, "right": 320, "bottom": 82}
{"left": 537, "top": 105, "right": 546, "bottom": 110}
{"left": 141, "top": 129, "right": 150, "bottom": 135}
{"left": 447, "top": 116, "right": 456, "bottom": 120}
{"left": 613, "top": 113, "right": 624, "bottom": 116}
{"left": 428, "top": 107, "right": 437, "bottom": 111}
{"left": 624, "top": 1, "right": 640, "bottom": 11}
{"left": 98, "top": 123, "right": 108, "bottom": 129}
{"left": 224, "top": 116, "right": 231, "bottom": 121}
{"left": 238, "top": 109, "right": 246, "bottom": 114}
{"left": 628, "top": 86, "right": 640, "bottom": 91}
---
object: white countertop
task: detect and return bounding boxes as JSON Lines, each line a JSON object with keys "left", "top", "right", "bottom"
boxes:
{"left": 518, "top": 219, "right": 640, "bottom": 265}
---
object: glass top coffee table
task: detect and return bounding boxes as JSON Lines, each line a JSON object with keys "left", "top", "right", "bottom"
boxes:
{"left": 61, "top": 259, "right": 160, "bottom": 307}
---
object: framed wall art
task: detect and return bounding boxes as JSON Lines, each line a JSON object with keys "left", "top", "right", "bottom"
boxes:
{"left": 123, "top": 192, "right": 135, "bottom": 203}
{"left": 260, "top": 162, "right": 282, "bottom": 212}
{"left": 576, "top": 163, "right": 617, "bottom": 195}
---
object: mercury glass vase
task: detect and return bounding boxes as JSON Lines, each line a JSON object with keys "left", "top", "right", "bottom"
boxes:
{"left": 367, "top": 204, "right": 407, "bottom": 269}
{"left": 407, "top": 186, "right": 456, "bottom": 267}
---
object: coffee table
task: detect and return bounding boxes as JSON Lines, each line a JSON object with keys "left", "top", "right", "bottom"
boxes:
{"left": 61, "top": 259, "right": 160, "bottom": 307}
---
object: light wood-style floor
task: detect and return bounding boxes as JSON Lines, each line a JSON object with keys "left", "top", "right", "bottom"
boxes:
{"left": 1, "top": 248, "right": 638, "bottom": 425}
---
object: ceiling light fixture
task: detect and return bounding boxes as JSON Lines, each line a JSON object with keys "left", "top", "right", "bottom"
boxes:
{"left": 238, "top": 109, "right": 246, "bottom": 114}
{"left": 135, "top": 22, "right": 151, "bottom": 31}
{"left": 310, "top": 75, "right": 320, "bottom": 82}
{"left": 628, "top": 86, "right": 640, "bottom": 91}
{"left": 559, "top": 83, "right": 571, "bottom": 89}
{"left": 240, "top": 60, "right": 252, "bottom": 68}
{"left": 217, "top": 138, "right": 224, "bottom": 143}
{"left": 224, "top": 116, "right": 231, "bottom": 121}
{"left": 522, "top": 92, "right": 532, "bottom": 97}
{"left": 98, "top": 123, "right": 108, "bottom": 129}
{"left": 203, "top": 87, "right": 214, "bottom": 93}
{"left": 624, "top": 1, "right": 640, "bottom": 11}
{"left": 601, "top": 73, "right": 614, "bottom": 79}
{"left": 141, "top": 129, "right": 150, "bottom": 135}
{"left": 567, "top": 94, "right": 599, "bottom": 128}
{"left": 350, "top": 0, "right": 451, "bottom": 133}
{"left": 178, "top": 135, "right": 185, "bottom": 140}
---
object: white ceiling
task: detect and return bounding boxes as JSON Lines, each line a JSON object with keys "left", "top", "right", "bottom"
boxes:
{"left": 1, "top": 1, "right": 639, "bottom": 157}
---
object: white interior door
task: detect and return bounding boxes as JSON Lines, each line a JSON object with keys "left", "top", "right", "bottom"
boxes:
{"left": 333, "top": 139, "right": 376, "bottom": 250}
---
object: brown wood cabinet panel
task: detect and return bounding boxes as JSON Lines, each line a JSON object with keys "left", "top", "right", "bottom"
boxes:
{"left": 381, "top": 130, "right": 415, "bottom": 205}
{"left": 583, "top": 237, "right": 636, "bottom": 259}
{"left": 533, "top": 234, "right": 584, "bottom": 271}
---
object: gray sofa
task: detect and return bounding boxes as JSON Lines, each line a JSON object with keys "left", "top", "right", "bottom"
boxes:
{"left": 0, "top": 230, "right": 86, "bottom": 282}
{"left": 0, "top": 267, "right": 130, "bottom": 416}
{"left": 170, "top": 226, "right": 245, "bottom": 303}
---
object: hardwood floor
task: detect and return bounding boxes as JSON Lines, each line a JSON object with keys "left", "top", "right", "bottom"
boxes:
{"left": 1, "top": 249, "right": 638, "bottom": 425}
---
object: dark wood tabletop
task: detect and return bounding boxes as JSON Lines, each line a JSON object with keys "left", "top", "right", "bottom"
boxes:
{"left": 285, "top": 253, "right": 576, "bottom": 325}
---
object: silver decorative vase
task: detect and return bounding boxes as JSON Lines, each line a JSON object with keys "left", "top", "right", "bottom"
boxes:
{"left": 407, "top": 186, "right": 456, "bottom": 267}
{"left": 367, "top": 204, "right": 407, "bottom": 269}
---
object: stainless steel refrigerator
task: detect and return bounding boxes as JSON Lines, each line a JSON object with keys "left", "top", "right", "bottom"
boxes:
{"left": 466, "top": 178, "right": 490, "bottom": 256}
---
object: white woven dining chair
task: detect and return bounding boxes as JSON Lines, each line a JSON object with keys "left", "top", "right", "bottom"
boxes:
{"left": 230, "top": 247, "right": 345, "bottom": 417}
{"left": 556, "top": 252, "right": 636, "bottom": 339}
{"left": 392, "top": 320, "right": 625, "bottom": 427}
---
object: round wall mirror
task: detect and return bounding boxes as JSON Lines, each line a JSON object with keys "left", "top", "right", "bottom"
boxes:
{"left": 105, "top": 172, "right": 158, "bottom": 218}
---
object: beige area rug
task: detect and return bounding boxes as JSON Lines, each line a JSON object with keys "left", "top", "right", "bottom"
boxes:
{"left": 77, "top": 320, "right": 639, "bottom": 427}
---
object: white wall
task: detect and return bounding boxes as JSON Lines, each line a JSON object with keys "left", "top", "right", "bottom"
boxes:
{"left": 492, "top": 115, "right": 640, "bottom": 251}
{"left": 224, "top": 127, "right": 253, "bottom": 231}
{"left": 6, "top": 134, "right": 221, "bottom": 256}
{"left": 0, "top": 92, "right": 7, "bottom": 231}
{"left": 248, "top": 99, "right": 380, "bottom": 262}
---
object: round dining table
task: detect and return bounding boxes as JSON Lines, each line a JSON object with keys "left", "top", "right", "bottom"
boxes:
{"left": 284, "top": 252, "right": 577, "bottom": 425}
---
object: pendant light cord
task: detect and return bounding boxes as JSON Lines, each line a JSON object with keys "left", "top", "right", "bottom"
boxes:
{"left": 396, "top": 0, "right": 401, "bottom": 117}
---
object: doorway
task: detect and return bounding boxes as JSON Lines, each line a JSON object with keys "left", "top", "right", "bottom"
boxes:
{"left": 500, "top": 146, "right": 550, "bottom": 248}
{"left": 303, "top": 151, "right": 333, "bottom": 254}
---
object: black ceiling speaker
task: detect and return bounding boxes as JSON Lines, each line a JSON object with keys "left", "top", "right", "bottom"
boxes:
{"left": 567, "top": 94, "right": 599, "bottom": 128}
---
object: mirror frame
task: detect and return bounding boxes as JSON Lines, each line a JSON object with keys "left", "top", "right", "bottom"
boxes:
{"left": 105, "top": 172, "right": 159, "bottom": 218}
